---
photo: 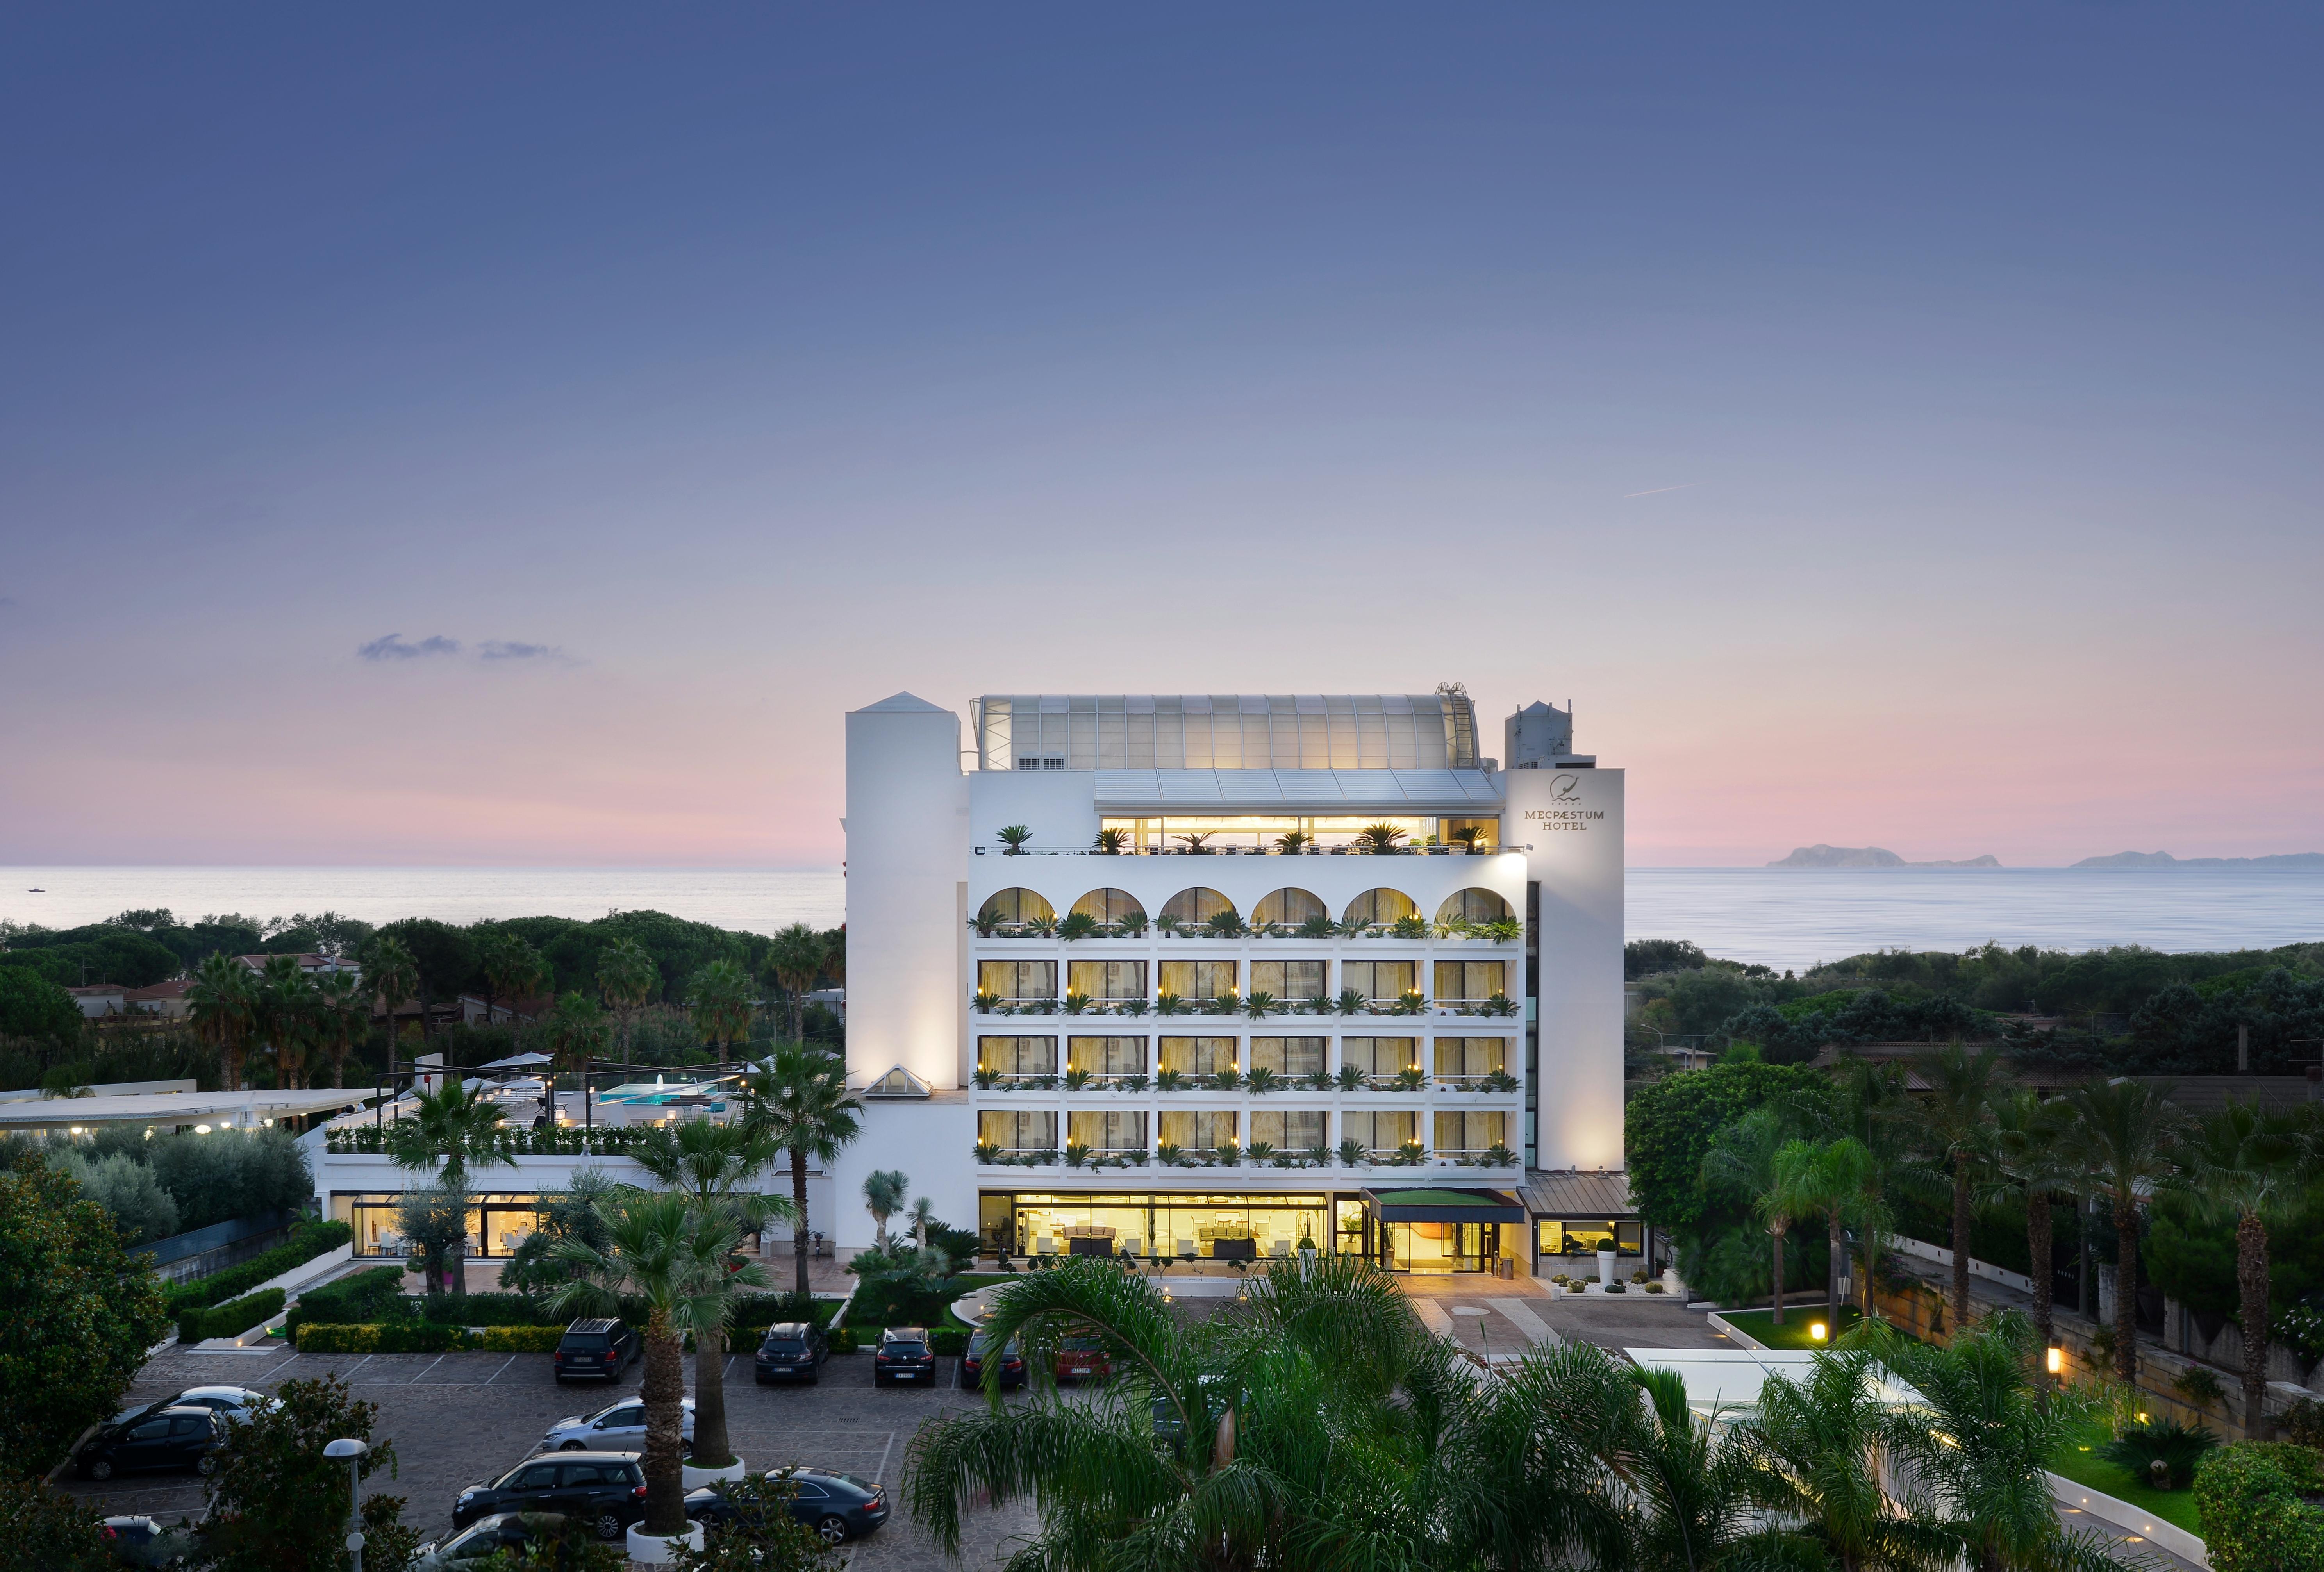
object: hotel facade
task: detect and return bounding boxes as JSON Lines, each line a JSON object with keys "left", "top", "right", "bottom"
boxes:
{"left": 310, "top": 685, "right": 1639, "bottom": 1278}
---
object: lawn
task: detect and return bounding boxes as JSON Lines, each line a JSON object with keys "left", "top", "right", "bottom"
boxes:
{"left": 1716, "top": 1305, "right": 1864, "bottom": 1351}
{"left": 2046, "top": 1420, "right": 2206, "bottom": 1538}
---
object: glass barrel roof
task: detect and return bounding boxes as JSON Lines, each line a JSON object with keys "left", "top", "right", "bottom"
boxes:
{"left": 972, "top": 692, "right": 1478, "bottom": 772}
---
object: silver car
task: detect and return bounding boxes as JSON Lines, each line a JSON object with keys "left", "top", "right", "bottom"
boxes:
{"left": 538, "top": 1396, "right": 694, "bottom": 1455}
{"left": 108, "top": 1386, "right": 275, "bottom": 1429}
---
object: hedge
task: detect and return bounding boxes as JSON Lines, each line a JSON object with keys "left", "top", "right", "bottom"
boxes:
{"left": 284, "top": 1267, "right": 408, "bottom": 1335}
{"left": 928, "top": 1328, "right": 969, "bottom": 1358}
{"left": 178, "top": 1289, "right": 286, "bottom": 1344}
{"left": 294, "top": 1322, "right": 567, "bottom": 1354}
{"left": 163, "top": 1220, "right": 352, "bottom": 1313}
{"left": 2195, "top": 1442, "right": 2324, "bottom": 1572}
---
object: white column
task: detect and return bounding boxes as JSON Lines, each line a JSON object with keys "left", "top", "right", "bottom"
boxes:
{"left": 1506, "top": 767, "right": 1626, "bottom": 1171}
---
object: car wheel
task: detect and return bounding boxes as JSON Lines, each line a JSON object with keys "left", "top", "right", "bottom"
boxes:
{"left": 594, "top": 1511, "right": 624, "bottom": 1542}
{"left": 559, "top": 1441, "right": 584, "bottom": 1450}
{"left": 195, "top": 1455, "right": 218, "bottom": 1477}
{"left": 816, "top": 1516, "right": 849, "bottom": 1546}
{"left": 88, "top": 1459, "right": 113, "bottom": 1482}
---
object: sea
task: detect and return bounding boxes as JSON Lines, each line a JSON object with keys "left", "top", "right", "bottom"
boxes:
{"left": 1, "top": 865, "right": 2319, "bottom": 975}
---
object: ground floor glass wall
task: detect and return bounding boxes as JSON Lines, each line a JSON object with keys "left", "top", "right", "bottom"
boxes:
{"left": 981, "top": 1191, "right": 1339, "bottom": 1263}
{"left": 331, "top": 1192, "right": 548, "bottom": 1258}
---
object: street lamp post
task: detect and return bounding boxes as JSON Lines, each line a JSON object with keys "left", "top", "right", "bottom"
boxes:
{"left": 323, "top": 1438, "right": 369, "bottom": 1572}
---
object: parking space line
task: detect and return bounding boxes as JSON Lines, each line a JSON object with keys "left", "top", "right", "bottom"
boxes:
{"left": 256, "top": 1351, "right": 302, "bottom": 1384}
{"left": 874, "top": 1430, "right": 895, "bottom": 1485}
{"left": 484, "top": 1355, "right": 518, "bottom": 1384}
{"left": 724, "top": 1356, "right": 735, "bottom": 1378}
{"left": 411, "top": 1354, "right": 448, "bottom": 1383}
{"left": 345, "top": 1354, "right": 375, "bottom": 1380}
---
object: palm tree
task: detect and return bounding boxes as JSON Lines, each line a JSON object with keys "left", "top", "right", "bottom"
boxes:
{"left": 387, "top": 1078, "right": 515, "bottom": 1189}
{"left": 312, "top": 968, "right": 368, "bottom": 1090}
{"left": 738, "top": 1047, "right": 864, "bottom": 1295}
{"left": 1702, "top": 1107, "right": 1797, "bottom": 1322}
{"left": 2179, "top": 1098, "right": 2310, "bottom": 1435}
{"left": 1911, "top": 1040, "right": 2004, "bottom": 1329}
{"left": 546, "top": 1192, "right": 737, "bottom": 1537}
{"left": 478, "top": 930, "right": 549, "bottom": 1029}
{"left": 1869, "top": 1312, "right": 2129, "bottom": 1572}
{"left": 187, "top": 951, "right": 255, "bottom": 1091}
{"left": 685, "top": 959, "right": 755, "bottom": 1057}
{"left": 907, "top": 1195, "right": 938, "bottom": 1254}
{"left": 2055, "top": 1077, "right": 2188, "bottom": 1381}
{"left": 253, "top": 954, "right": 318, "bottom": 1088}
{"left": 862, "top": 1169, "right": 908, "bottom": 1254}
{"left": 1728, "top": 1347, "right": 1955, "bottom": 1571}
{"left": 363, "top": 935, "right": 420, "bottom": 1062}
{"left": 763, "top": 924, "right": 827, "bottom": 1043}
{"left": 1987, "top": 1090, "right": 2074, "bottom": 1383}
{"left": 595, "top": 936, "right": 658, "bottom": 1063}
{"left": 628, "top": 1117, "right": 791, "bottom": 1472}
{"left": 539, "top": 992, "right": 609, "bottom": 1091}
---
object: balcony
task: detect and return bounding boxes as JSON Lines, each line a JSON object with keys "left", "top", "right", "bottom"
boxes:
{"left": 969, "top": 991, "right": 1520, "bottom": 1020}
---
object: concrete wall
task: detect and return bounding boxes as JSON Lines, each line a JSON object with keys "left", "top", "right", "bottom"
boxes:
{"left": 844, "top": 695, "right": 970, "bottom": 1091}
{"left": 1506, "top": 766, "right": 1625, "bottom": 1171}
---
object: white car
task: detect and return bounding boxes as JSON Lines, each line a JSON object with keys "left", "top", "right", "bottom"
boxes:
{"left": 538, "top": 1397, "right": 694, "bottom": 1455}
{"left": 110, "top": 1386, "right": 275, "bottom": 1429}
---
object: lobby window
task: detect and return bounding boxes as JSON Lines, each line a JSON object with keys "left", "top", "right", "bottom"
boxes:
{"left": 978, "top": 960, "right": 1056, "bottom": 1001}
{"left": 1067, "top": 960, "right": 1147, "bottom": 1001}
{"left": 1158, "top": 1037, "right": 1237, "bottom": 1077}
{"left": 1159, "top": 960, "right": 1237, "bottom": 1002}
{"left": 977, "top": 1035, "right": 1057, "bottom": 1079}
{"left": 1250, "top": 960, "right": 1326, "bottom": 1002}
{"left": 1433, "top": 959, "right": 1507, "bottom": 1004}
{"left": 1341, "top": 960, "right": 1415, "bottom": 1004}
{"left": 1067, "top": 1036, "right": 1147, "bottom": 1078}
{"left": 1247, "top": 1037, "right": 1325, "bottom": 1076}
{"left": 1539, "top": 1219, "right": 1644, "bottom": 1258}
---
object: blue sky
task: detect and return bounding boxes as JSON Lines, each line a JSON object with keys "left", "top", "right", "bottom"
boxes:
{"left": 3, "top": 5, "right": 2319, "bottom": 866}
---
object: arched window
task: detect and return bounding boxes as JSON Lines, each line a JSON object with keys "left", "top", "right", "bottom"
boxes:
{"left": 1435, "top": 888, "right": 1513, "bottom": 925}
{"left": 1341, "top": 888, "right": 1417, "bottom": 927}
{"left": 1071, "top": 888, "right": 1145, "bottom": 924}
{"left": 1251, "top": 888, "right": 1326, "bottom": 928}
{"left": 978, "top": 888, "right": 1055, "bottom": 926}
{"left": 1160, "top": 888, "right": 1235, "bottom": 925}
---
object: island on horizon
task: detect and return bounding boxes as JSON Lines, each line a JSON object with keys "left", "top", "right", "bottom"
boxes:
{"left": 1766, "top": 844, "right": 2002, "bottom": 869}
{"left": 2069, "top": 849, "right": 2324, "bottom": 869}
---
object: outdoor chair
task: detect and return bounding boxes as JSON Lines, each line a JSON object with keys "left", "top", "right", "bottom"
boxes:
{"left": 1037, "top": 1237, "right": 1058, "bottom": 1256}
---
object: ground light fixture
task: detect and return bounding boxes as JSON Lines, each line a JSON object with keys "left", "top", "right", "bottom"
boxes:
{"left": 2047, "top": 1346, "right": 2065, "bottom": 1376}
{"left": 324, "top": 1438, "right": 369, "bottom": 1572}
{"left": 1809, "top": 1321, "right": 1828, "bottom": 1343}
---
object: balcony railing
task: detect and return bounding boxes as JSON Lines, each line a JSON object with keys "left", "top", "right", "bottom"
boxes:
{"left": 969, "top": 923, "right": 1521, "bottom": 944}
{"left": 971, "top": 994, "right": 1520, "bottom": 1019}
{"left": 1433, "top": 1147, "right": 1522, "bottom": 1169}
{"left": 978, "top": 844, "right": 1504, "bottom": 857}
{"left": 1433, "top": 1073, "right": 1521, "bottom": 1092}
{"left": 972, "top": 1143, "right": 1490, "bottom": 1171}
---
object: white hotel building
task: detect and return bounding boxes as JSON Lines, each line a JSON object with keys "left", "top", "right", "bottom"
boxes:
{"left": 311, "top": 686, "right": 1640, "bottom": 1278}
{"left": 832, "top": 687, "right": 1635, "bottom": 1276}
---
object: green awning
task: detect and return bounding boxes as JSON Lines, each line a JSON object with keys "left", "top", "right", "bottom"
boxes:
{"left": 1361, "top": 1187, "right": 1525, "bottom": 1224}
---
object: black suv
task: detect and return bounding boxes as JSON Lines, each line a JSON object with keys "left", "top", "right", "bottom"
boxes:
{"left": 872, "top": 1327, "right": 937, "bottom": 1386}
{"left": 552, "top": 1319, "right": 639, "bottom": 1384}
{"left": 959, "top": 1329, "right": 1026, "bottom": 1390}
{"left": 453, "top": 1454, "right": 646, "bottom": 1541}
{"left": 754, "top": 1322, "right": 829, "bottom": 1385}
{"left": 77, "top": 1408, "right": 226, "bottom": 1481}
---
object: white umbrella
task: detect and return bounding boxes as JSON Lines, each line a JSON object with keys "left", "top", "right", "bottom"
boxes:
{"left": 477, "top": 1051, "right": 555, "bottom": 1069}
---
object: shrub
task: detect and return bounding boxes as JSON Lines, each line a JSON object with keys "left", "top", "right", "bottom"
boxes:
{"left": 295, "top": 1321, "right": 477, "bottom": 1354}
{"left": 179, "top": 1288, "right": 286, "bottom": 1344}
{"left": 2282, "top": 1395, "right": 2324, "bottom": 1449}
{"left": 164, "top": 1219, "right": 352, "bottom": 1313}
{"left": 828, "top": 1327, "right": 857, "bottom": 1355}
{"left": 2099, "top": 1418, "right": 2219, "bottom": 1490}
{"left": 929, "top": 1328, "right": 969, "bottom": 1358}
{"left": 2196, "top": 1442, "right": 2324, "bottom": 1572}
{"left": 145, "top": 1130, "right": 313, "bottom": 1231}
{"left": 413, "top": 1291, "right": 558, "bottom": 1328}
{"left": 475, "top": 1325, "right": 564, "bottom": 1353}
{"left": 284, "top": 1264, "right": 407, "bottom": 1334}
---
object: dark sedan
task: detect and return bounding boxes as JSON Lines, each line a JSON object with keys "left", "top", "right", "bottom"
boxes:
{"left": 452, "top": 1452, "right": 646, "bottom": 1542}
{"left": 958, "top": 1329, "right": 1026, "bottom": 1390}
{"left": 686, "top": 1468, "right": 889, "bottom": 1547}
{"left": 77, "top": 1408, "right": 226, "bottom": 1481}
{"left": 753, "top": 1321, "right": 829, "bottom": 1384}
{"left": 873, "top": 1327, "right": 938, "bottom": 1386}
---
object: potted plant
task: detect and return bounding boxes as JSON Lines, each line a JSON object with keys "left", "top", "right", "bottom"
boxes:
{"left": 1092, "top": 827, "right": 1129, "bottom": 854}
{"left": 1217, "top": 1141, "right": 1242, "bottom": 1168}
{"left": 1337, "top": 1137, "right": 1367, "bottom": 1168}
{"left": 1118, "top": 1072, "right": 1150, "bottom": 1093}
{"left": 1397, "top": 1139, "right": 1426, "bottom": 1167}
{"left": 1298, "top": 1234, "right": 1319, "bottom": 1269}
{"left": 1335, "top": 1063, "right": 1364, "bottom": 1092}
{"left": 1245, "top": 1140, "right": 1276, "bottom": 1167}
{"left": 1244, "top": 1066, "right": 1278, "bottom": 1096}
{"left": 1062, "top": 1066, "right": 1094, "bottom": 1090}
{"left": 1395, "top": 989, "right": 1428, "bottom": 1017}
{"left": 1155, "top": 1141, "right": 1185, "bottom": 1167}
{"left": 971, "top": 1064, "right": 999, "bottom": 1090}
{"left": 1119, "top": 911, "right": 1149, "bottom": 937}
{"left": 1175, "top": 832, "right": 1214, "bottom": 855}
{"left": 1303, "top": 1067, "right": 1333, "bottom": 1091}
{"left": 1062, "top": 1141, "right": 1092, "bottom": 1169}
{"left": 1273, "top": 829, "right": 1313, "bottom": 854}
{"left": 1117, "top": 996, "right": 1150, "bottom": 1017}
{"left": 1390, "top": 913, "right": 1430, "bottom": 939}
{"left": 1242, "top": 991, "right": 1278, "bottom": 1019}
{"left": 1203, "top": 909, "right": 1248, "bottom": 939}
{"left": 1061, "top": 991, "right": 1092, "bottom": 1015}
{"left": 1155, "top": 913, "right": 1183, "bottom": 937}
{"left": 1154, "top": 1067, "right": 1186, "bottom": 1092}
{"left": 1057, "top": 912, "right": 1099, "bottom": 942}
{"left": 1154, "top": 991, "right": 1186, "bottom": 1016}
{"left": 1394, "top": 1065, "right": 1427, "bottom": 1092}
{"left": 1355, "top": 822, "right": 1407, "bottom": 855}
{"left": 1482, "top": 1141, "right": 1517, "bottom": 1167}
{"left": 1210, "top": 1066, "right": 1242, "bottom": 1092}
{"left": 1334, "top": 988, "right": 1366, "bottom": 1017}
{"left": 973, "top": 1138, "right": 1002, "bottom": 1163}
{"left": 996, "top": 824, "right": 1034, "bottom": 855}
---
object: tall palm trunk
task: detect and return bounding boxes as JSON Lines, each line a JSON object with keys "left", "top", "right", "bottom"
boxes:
{"left": 790, "top": 1144, "right": 813, "bottom": 1297}
{"left": 2027, "top": 1191, "right": 2054, "bottom": 1389}
{"left": 2237, "top": 1208, "right": 2270, "bottom": 1436}
{"left": 694, "top": 1324, "right": 733, "bottom": 1467}
{"left": 1770, "top": 1222, "right": 1788, "bottom": 1324}
{"left": 1828, "top": 1208, "right": 1845, "bottom": 1328}
{"left": 1951, "top": 1158, "right": 1973, "bottom": 1329}
{"left": 640, "top": 1312, "right": 689, "bottom": 1535}
{"left": 2111, "top": 1196, "right": 2140, "bottom": 1383}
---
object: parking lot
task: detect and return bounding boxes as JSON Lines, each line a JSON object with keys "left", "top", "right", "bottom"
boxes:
{"left": 60, "top": 1344, "right": 1041, "bottom": 1569}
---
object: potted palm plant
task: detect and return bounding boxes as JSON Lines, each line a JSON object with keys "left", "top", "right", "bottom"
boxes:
{"left": 1242, "top": 991, "right": 1277, "bottom": 1019}
{"left": 1244, "top": 1066, "right": 1279, "bottom": 1096}
{"left": 1297, "top": 914, "right": 1336, "bottom": 939}
{"left": 1335, "top": 1063, "right": 1365, "bottom": 1092}
{"left": 1355, "top": 822, "right": 1407, "bottom": 855}
{"left": 1092, "top": 827, "right": 1129, "bottom": 854}
{"left": 1057, "top": 912, "right": 1098, "bottom": 942}
{"left": 1175, "top": 832, "right": 1214, "bottom": 855}
{"left": 1061, "top": 992, "right": 1092, "bottom": 1015}
{"left": 1155, "top": 1067, "right": 1186, "bottom": 1091}
{"left": 973, "top": 1139, "right": 1002, "bottom": 1163}
{"left": 1273, "top": 829, "right": 1313, "bottom": 854}
{"left": 1334, "top": 988, "right": 1366, "bottom": 1017}
{"left": 997, "top": 825, "right": 1033, "bottom": 855}
{"left": 1337, "top": 1137, "right": 1367, "bottom": 1168}
{"left": 1244, "top": 1140, "right": 1276, "bottom": 1166}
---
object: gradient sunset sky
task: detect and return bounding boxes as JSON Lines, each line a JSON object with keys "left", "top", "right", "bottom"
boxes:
{"left": 4, "top": 6, "right": 2319, "bottom": 869}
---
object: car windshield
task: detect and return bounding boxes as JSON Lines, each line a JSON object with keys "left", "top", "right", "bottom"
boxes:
{"left": 832, "top": 1473, "right": 878, "bottom": 1493}
{"left": 562, "top": 1334, "right": 609, "bottom": 1349}
{"left": 1061, "top": 1337, "right": 1102, "bottom": 1351}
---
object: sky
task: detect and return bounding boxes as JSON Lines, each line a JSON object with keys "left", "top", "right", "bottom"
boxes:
{"left": 3, "top": 5, "right": 2320, "bottom": 869}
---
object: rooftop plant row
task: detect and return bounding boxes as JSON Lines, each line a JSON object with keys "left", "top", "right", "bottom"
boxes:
{"left": 972, "top": 1065, "right": 1520, "bottom": 1094}
{"left": 998, "top": 823, "right": 1499, "bottom": 856}
{"left": 973, "top": 987, "right": 1520, "bottom": 1018}
{"left": 969, "top": 910, "right": 1522, "bottom": 942}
